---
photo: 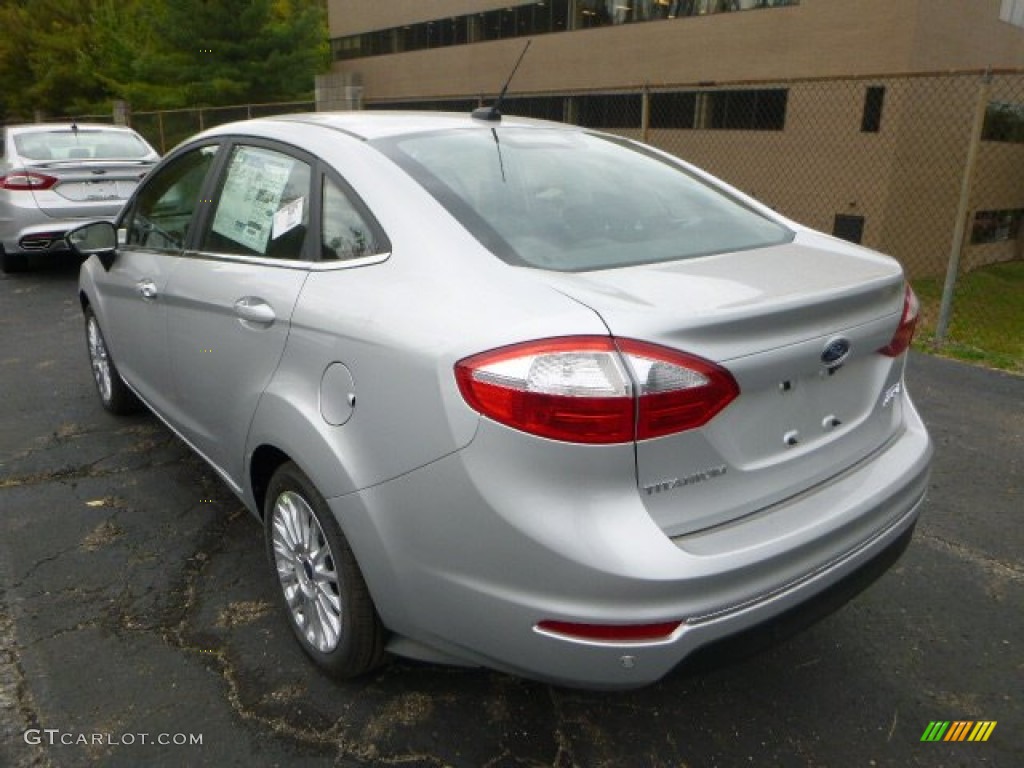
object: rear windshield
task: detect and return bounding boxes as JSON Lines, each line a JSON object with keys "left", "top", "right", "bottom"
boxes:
{"left": 14, "top": 129, "right": 152, "bottom": 161}
{"left": 375, "top": 127, "right": 792, "bottom": 272}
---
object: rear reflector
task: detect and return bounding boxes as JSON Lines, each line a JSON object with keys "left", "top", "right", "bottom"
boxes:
{"left": 536, "top": 620, "right": 683, "bottom": 643}
{"left": 19, "top": 232, "right": 65, "bottom": 250}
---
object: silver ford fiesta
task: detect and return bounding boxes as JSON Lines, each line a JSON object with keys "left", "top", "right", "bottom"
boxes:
{"left": 73, "top": 111, "right": 932, "bottom": 689}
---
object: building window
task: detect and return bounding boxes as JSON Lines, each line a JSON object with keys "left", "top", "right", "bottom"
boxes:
{"left": 371, "top": 99, "right": 479, "bottom": 113}
{"left": 833, "top": 214, "right": 865, "bottom": 244}
{"left": 707, "top": 89, "right": 788, "bottom": 131}
{"left": 504, "top": 96, "right": 567, "bottom": 121}
{"left": 650, "top": 92, "right": 698, "bottom": 129}
{"left": 574, "top": 94, "right": 643, "bottom": 129}
{"left": 982, "top": 101, "right": 1024, "bottom": 144}
{"left": 971, "top": 209, "right": 1023, "bottom": 244}
{"left": 861, "top": 86, "right": 885, "bottom": 133}
{"left": 330, "top": 0, "right": 799, "bottom": 61}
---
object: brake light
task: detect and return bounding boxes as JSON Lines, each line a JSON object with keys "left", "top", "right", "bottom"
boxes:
{"left": 536, "top": 619, "right": 683, "bottom": 643}
{"left": 879, "top": 284, "right": 920, "bottom": 357}
{"left": 0, "top": 172, "right": 58, "bottom": 191}
{"left": 454, "top": 336, "right": 738, "bottom": 444}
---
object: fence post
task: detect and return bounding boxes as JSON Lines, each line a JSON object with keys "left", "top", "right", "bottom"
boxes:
{"left": 112, "top": 100, "right": 130, "bottom": 126}
{"left": 641, "top": 83, "right": 650, "bottom": 143}
{"left": 935, "top": 71, "right": 992, "bottom": 344}
{"left": 158, "top": 112, "right": 166, "bottom": 154}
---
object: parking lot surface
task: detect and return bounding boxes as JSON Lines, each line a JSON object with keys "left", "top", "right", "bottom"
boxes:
{"left": 1, "top": 262, "right": 1021, "bottom": 767}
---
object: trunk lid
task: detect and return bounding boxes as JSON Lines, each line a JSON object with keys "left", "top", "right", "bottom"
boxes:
{"left": 28, "top": 160, "right": 154, "bottom": 218}
{"left": 536, "top": 233, "right": 909, "bottom": 536}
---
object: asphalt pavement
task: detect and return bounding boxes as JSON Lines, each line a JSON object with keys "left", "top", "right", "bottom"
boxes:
{"left": 1, "top": 261, "right": 1021, "bottom": 767}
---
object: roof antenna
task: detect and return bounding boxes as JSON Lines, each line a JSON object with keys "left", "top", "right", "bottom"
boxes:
{"left": 472, "top": 40, "right": 532, "bottom": 122}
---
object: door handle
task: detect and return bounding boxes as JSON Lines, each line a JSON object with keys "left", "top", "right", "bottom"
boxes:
{"left": 138, "top": 279, "right": 158, "bottom": 300}
{"left": 233, "top": 297, "right": 276, "bottom": 326}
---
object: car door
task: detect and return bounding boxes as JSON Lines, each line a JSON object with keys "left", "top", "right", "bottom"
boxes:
{"left": 160, "top": 141, "right": 313, "bottom": 491}
{"left": 93, "top": 143, "right": 221, "bottom": 415}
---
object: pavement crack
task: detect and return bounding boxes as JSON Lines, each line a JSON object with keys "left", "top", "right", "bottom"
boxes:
{"left": 918, "top": 532, "right": 1024, "bottom": 582}
{"left": 548, "top": 688, "right": 576, "bottom": 768}
{"left": 23, "top": 621, "right": 103, "bottom": 650}
{"left": 8, "top": 545, "right": 80, "bottom": 590}
{"left": 0, "top": 601, "right": 50, "bottom": 768}
{"left": 0, "top": 458, "right": 181, "bottom": 489}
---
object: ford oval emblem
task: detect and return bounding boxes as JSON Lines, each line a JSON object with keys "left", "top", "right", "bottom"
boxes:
{"left": 821, "top": 337, "right": 852, "bottom": 368}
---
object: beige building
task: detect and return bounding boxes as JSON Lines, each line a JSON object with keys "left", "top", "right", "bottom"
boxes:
{"left": 322, "top": 0, "right": 1024, "bottom": 277}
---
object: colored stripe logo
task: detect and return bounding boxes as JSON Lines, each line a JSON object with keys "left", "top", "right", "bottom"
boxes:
{"left": 920, "top": 721, "right": 997, "bottom": 742}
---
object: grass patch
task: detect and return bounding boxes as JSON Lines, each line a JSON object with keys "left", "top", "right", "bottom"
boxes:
{"left": 912, "top": 260, "right": 1024, "bottom": 374}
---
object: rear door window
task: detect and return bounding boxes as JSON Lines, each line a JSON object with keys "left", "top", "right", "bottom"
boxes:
{"left": 321, "top": 175, "right": 387, "bottom": 261}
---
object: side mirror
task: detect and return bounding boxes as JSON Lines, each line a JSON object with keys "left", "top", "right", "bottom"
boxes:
{"left": 67, "top": 221, "right": 118, "bottom": 271}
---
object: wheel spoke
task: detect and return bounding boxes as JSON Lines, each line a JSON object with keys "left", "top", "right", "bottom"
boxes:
{"left": 317, "top": 582, "right": 342, "bottom": 614}
{"left": 311, "top": 545, "right": 336, "bottom": 580}
{"left": 281, "top": 582, "right": 302, "bottom": 609}
{"left": 272, "top": 513, "right": 298, "bottom": 553}
{"left": 302, "top": 508, "right": 316, "bottom": 552}
{"left": 312, "top": 591, "right": 339, "bottom": 651}
{"left": 278, "top": 494, "right": 303, "bottom": 550}
{"left": 273, "top": 543, "right": 296, "bottom": 571}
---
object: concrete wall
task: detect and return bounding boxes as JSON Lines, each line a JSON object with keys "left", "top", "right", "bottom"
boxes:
{"left": 328, "top": 0, "right": 922, "bottom": 101}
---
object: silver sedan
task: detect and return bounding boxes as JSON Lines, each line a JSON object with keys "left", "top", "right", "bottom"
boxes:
{"left": 72, "top": 111, "right": 932, "bottom": 688}
{"left": 1, "top": 123, "right": 158, "bottom": 272}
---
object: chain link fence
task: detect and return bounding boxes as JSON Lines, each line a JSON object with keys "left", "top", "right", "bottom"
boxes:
{"left": 371, "top": 70, "right": 1024, "bottom": 372}
{"left": 4, "top": 73, "right": 1020, "bottom": 371}
{"left": 2, "top": 100, "right": 314, "bottom": 156}
{"left": 127, "top": 100, "right": 315, "bottom": 155}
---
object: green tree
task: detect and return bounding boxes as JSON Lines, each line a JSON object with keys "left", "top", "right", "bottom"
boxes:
{"left": 0, "top": 0, "right": 106, "bottom": 119}
{"left": 0, "top": 0, "right": 328, "bottom": 120}
{"left": 140, "top": 0, "right": 328, "bottom": 108}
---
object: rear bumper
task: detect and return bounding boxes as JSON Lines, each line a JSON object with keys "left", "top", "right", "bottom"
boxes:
{"left": 0, "top": 201, "right": 115, "bottom": 255}
{"left": 331, "top": 393, "right": 932, "bottom": 689}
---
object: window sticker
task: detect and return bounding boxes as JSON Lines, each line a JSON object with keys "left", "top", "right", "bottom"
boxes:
{"left": 272, "top": 196, "right": 305, "bottom": 239}
{"left": 212, "top": 147, "right": 295, "bottom": 254}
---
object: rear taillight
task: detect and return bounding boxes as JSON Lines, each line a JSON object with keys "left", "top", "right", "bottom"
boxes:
{"left": 454, "top": 336, "right": 738, "bottom": 444}
{"left": 0, "top": 172, "right": 58, "bottom": 191}
{"left": 616, "top": 339, "right": 739, "bottom": 439}
{"left": 879, "top": 284, "right": 920, "bottom": 357}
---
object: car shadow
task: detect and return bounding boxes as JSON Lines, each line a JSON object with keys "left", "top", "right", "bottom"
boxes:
{"left": 0, "top": 256, "right": 84, "bottom": 282}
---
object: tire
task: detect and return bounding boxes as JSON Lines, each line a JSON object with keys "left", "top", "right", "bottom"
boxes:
{"left": 1, "top": 247, "right": 28, "bottom": 274}
{"left": 84, "top": 307, "right": 141, "bottom": 415}
{"left": 265, "top": 462, "right": 385, "bottom": 678}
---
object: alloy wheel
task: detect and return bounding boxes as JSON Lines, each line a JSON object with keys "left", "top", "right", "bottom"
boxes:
{"left": 86, "top": 315, "right": 113, "bottom": 404}
{"left": 270, "top": 490, "right": 343, "bottom": 653}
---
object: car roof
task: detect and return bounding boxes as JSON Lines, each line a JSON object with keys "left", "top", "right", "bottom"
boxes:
{"left": 206, "top": 111, "right": 577, "bottom": 142}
